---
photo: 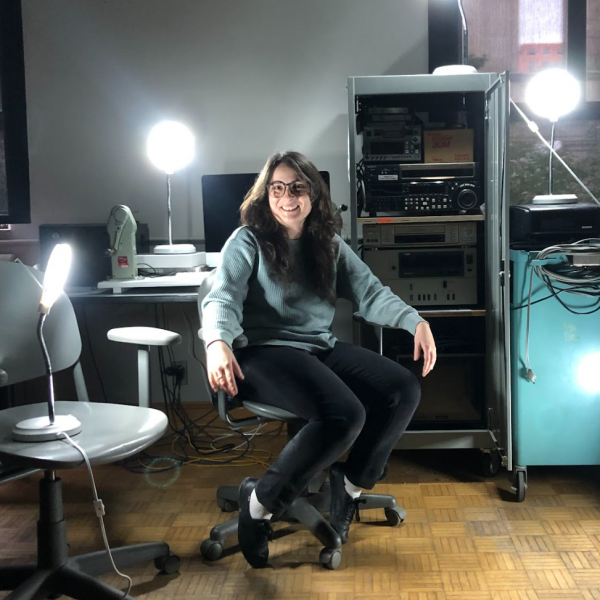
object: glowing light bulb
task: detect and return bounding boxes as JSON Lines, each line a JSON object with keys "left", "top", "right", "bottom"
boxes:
{"left": 147, "top": 121, "right": 195, "bottom": 174}
{"left": 525, "top": 69, "right": 580, "bottom": 123}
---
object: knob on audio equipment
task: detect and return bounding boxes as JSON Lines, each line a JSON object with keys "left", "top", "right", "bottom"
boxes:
{"left": 455, "top": 184, "right": 479, "bottom": 210}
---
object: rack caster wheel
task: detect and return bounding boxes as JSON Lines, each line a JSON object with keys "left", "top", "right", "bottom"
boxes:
{"left": 481, "top": 449, "right": 501, "bottom": 477}
{"left": 154, "top": 553, "right": 181, "bottom": 574}
{"left": 514, "top": 470, "right": 526, "bottom": 503}
{"left": 320, "top": 547, "right": 342, "bottom": 570}
{"left": 200, "top": 539, "right": 224, "bottom": 561}
{"left": 385, "top": 506, "right": 406, "bottom": 526}
{"left": 217, "top": 498, "right": 237, "bottom": 512}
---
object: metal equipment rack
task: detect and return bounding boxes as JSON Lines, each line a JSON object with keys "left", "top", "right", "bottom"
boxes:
{"left": 347, "top": 73, "right": 511, "bottom": 477}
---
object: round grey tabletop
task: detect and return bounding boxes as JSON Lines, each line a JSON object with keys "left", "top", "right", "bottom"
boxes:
{"left": 0, "top": 401, "right": 167, "bottom": 470}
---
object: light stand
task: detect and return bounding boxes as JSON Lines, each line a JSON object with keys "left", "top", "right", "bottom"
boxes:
{"left": 525, "top": 68, "right": 581, "bottom": 206}
{"left": 457, "top": 0, "right": 468, "bottom": 66}
{"left": 147, "top": 120, "right": 196, "bottom": 255}
{"left": 432, "top": 0, "right": 477, "bottom": 76}
{"left": 12, "top": 243, "right": 82, "bottom": 442}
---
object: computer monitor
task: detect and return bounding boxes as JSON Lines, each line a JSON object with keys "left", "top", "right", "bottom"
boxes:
{"left": 39, "top": 223, "right": 150, "bottom": 288}
{"left": 201, "top": 171, "right": 330, "bottom": 253}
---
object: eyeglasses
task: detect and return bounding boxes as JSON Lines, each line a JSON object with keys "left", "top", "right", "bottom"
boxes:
{"left": 267, "top": 180, "right": 310, "bottom": 198}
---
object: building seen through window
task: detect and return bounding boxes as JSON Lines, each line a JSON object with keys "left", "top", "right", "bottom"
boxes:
{"left": 462, "top": 0, "right": 600, "bottom": 206}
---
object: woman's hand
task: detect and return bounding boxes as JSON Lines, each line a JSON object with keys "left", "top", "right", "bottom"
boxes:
{"left": 206, "top": 340, "right": 244, "bottom": 396}
{"left": 414, "top": 322, "right": 436, "bottom": 377}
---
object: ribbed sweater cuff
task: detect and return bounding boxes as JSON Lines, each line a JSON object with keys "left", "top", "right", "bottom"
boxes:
{"left": 204, "top": 331, "right": 234, "bottom": 349}
{"left": 402, "top": 312, "right": 427, "bottom": 336}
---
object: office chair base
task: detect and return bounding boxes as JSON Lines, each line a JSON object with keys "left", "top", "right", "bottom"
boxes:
{"left": 200, "top": 480, "right": 404, "bottom": 569}
{"left": 0, "top": 475, "right": 180, "bottom": 600}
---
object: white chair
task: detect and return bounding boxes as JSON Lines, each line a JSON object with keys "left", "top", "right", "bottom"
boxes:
{"left": 0, "top": 260, "right": 180, "bottom": 599}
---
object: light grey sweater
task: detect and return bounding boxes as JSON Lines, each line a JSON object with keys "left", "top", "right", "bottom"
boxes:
{"left": 201, "top": 226, "right": 425, "bottom": 353}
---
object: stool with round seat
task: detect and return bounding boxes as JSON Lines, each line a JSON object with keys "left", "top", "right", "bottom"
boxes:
{"left": 107, "top": 327, "right": 182, "bottom": 407}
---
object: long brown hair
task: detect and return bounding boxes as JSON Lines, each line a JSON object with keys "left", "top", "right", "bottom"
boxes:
{"left": 240, "top": 151, "right": 337, "bottom": 303}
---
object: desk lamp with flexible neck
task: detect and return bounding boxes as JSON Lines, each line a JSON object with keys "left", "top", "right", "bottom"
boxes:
{"left": 12, "top": 243, "right": 83, "bottom": 442}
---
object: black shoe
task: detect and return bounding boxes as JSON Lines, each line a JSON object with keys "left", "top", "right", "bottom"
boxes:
{"left": 329, "top": 463, "right": 359, "bottom": 544}
{"left": 238, "top": 477, "right": 272, "bottom": 568}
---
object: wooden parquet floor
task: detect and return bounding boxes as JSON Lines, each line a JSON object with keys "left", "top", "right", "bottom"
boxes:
{"left": 3, "top": 436, "right": 600, "bottom": 600}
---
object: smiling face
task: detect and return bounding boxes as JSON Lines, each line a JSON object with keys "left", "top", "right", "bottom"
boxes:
{"left": 267, "top": 164, "right": 312, "bottom": 239}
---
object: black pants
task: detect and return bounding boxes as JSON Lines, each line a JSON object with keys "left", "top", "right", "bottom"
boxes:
{"left": 234, "top": 342, "right": 421, "bottom": 517}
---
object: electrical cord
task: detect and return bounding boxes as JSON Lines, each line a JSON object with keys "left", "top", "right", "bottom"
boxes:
{"left": 520, "top": 239, "right": 600, "bottom": 383}
{"left": 59, "top": 431, "right": 132, "bottom": 600}
{"left": 356, "top": 159, "right": 365, "bottom": 216}
{"left": 80, "top": 305, "right": 108, "bottom": 402}
{"left": 137, "top": 263, "right": 178, "bottom": 278}
{"left": 116, "top": 305, "right": 284, "bottom": 477}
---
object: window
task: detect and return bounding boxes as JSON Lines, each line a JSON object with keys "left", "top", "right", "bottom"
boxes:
{"left": 0, "top": 0, "right": 31, "bottom": 225}
{"left": 462, "top": 0, "right": 569, "bottom": 102}
{"left": 586, "top": 0, "right": 600, "bottom": 100}
{"left": 429, "top": 0, "right": 600, "bottom": 207}
{"left": 510, "top": 118, "right": 600, "bottom": 205}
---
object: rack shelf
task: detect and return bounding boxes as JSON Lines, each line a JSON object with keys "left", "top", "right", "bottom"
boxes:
{"left": 357, "top": 214, "right": 485, "bottom": 225}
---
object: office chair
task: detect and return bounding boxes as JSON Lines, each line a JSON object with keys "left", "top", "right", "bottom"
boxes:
{"left": 0, "top": 260, "right": 180, "bottom": 599}
{"left": 197, "top": 271, "right": 405, "bottom": 570}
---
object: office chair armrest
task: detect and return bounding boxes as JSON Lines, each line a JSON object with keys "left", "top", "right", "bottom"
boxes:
{"left": 216, "top": 389, "right": 263, "bottom": 430}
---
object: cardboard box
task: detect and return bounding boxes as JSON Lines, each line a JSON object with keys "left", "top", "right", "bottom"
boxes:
{"left": 424, "top": 129, "right": 474, "bottom": 163}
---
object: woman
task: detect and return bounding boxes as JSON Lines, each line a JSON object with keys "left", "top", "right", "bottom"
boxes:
{"left": 202, "top": 150, "right": 436, "bottom": 568}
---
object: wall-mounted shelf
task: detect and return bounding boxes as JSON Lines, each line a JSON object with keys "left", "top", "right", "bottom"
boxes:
{"left": 357, "top": 214, "right": 485, "bottom": 225}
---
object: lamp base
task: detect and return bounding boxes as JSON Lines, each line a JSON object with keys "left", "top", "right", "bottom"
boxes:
{"left": 153, "top": 243, "right": 197, "bottom": 255}
{"left": 12, "top": 415, "right": 83, "bottom": 443}
{"left": 433, "top": 65, "right": 478, "bottom": 75}
{"left": 532, "top": 194, "right": 578, "bottom": 205}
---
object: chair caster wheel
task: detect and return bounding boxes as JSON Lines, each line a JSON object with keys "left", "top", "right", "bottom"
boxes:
{"left": 200, "top": 539, "right": 224, "bottom": 561}
{"left": 319, "top": 547, "right": 342, "bottom": 570}
{"left": 385, "top": 506, "right": 406, "bottom": 526}
{"left": 217, "top": 498, "right": 237, "bottom": 512}
{"left": 154, "top": 553, "right": 181, "bottom": 574}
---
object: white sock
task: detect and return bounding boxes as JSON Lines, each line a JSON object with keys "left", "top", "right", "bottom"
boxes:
{"left": 249, "top": 489, "right": 273, "bottom": 520}
{"left": 344, "top": 475, "right": 362, "bottom": 499}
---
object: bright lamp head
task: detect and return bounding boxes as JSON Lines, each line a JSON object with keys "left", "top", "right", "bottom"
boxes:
{"left": 147, "top": 121, "right": 195, "bottom": 175}
{"left": 40, "top": 243, "right": 72, "bottom": 313}
{"left": 525, "top": 69, "right": 580, "bottom": 123}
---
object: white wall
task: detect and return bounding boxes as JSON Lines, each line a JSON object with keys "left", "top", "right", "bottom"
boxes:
{"left": 5, "top": 0, "right": 429, "bottom": 404}
{"left": 12, "top": 0, "right": 428, "bottom": 242}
